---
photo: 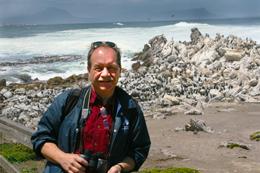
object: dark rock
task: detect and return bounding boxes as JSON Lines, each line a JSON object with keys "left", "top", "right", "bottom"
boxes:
{"left": 64, "top": 74, "right": 87, "bottom": 83}
{"left": 0, "top": 55, "right": 83, "bottom": 67}
{"left": 15, "top": 74, "right": 32, "bottom": 83}
{"left": 65, "top": 74, "right": 79, "bottom": 83}
{"left": 32, "top": 55, "right": 82, "bottom": 64}
{"left": 47, "top": 76, "right": 64, "bottom": 86}
{"left": 0, "top": 79, "right": 6, "bottom": 87}
{"left": 190, "top": 27, "right": 202, "bottom": 44}
{"left": 0, "top": 93, "right": 5, "bottom": 102}
{"left": 132, "top": 61, "right": 141, "bottom": 71}
{"left": 184, "top": 119, "right": 213, "bottom": 133}
{"left": 215, "top": 47, "right": 226, "bottom": 57}
{"left": 143, "top": 44, "right": 150, "bottom": 52}
{"left": 132, "top": 49, "right": 153, "bottom": 67}
{"left": 132, "top": 35, "right": 167, "bottom": 68}
{"left": 148, "top": 35, "right": 167, "bottom": 56}
{"left": 142, "top": 54, "right": 154, "bottom": 67}
{"left": 139, "top": 50, "right": 152, "bottom": 62}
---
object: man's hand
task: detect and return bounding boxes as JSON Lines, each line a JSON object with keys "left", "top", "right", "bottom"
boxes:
{"left": 59, "top": 153, "right": 88, "bottom": 173}
{"left": 107, "top": 157, "right": 135, "bottom": 173}
{"left": 41, "top": 142, "right": 88, "bottom": 173}
{"left": 107, "top": 164, "right": 122, "bottom": 173}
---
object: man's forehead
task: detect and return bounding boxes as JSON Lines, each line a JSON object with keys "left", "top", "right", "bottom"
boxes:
{"left": 92, "top": 46, "right": 117, "bottom": 56}
{"left": 91, "top": 47, "right": 117, "bottom": 62}
{"left": 92, "top": 61, "right": 118, "bottom": 66}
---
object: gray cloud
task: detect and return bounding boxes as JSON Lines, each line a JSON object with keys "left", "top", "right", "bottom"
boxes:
{"left": 1, "top": 0, "right": 260, "bottom": 23}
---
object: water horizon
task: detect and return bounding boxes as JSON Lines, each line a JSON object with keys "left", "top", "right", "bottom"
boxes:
{"left": 1, "top": 16, "right": 260, "bottom": 37}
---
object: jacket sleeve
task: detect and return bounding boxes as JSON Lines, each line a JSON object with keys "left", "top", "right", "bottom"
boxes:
{"left": 31, "top": 90, "right": 70, "bottom": 158}
{"left": 128, "top": 103, "right": 151, "bottom": 171}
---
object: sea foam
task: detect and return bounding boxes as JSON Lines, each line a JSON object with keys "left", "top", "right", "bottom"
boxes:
{"left": 0, "top": 21, "right": 260, "bottom": 82}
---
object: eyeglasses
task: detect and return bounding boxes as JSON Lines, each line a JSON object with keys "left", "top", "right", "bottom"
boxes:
{"left": 91, "top": 41, "right": 117, "bottom": 49}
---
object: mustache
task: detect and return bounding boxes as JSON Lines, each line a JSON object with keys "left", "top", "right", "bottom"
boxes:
{"left": 98, "top": 80, "right": 113, "bottom": 82}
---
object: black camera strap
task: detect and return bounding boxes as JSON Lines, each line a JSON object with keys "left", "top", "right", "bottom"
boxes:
{"left": 79, "top": 87, "right": 91, "bottom": 153}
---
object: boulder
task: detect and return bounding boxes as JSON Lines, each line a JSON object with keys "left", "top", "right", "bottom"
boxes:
{"left": 15, "top": 74, "right": 33, "bottom": 83}
{"left": 249, "top": 79, "right": 258, "bottom": 87}
{"left": 149, "top": 35, "right": 167, "bottom": 52}
{"left": 184, "top": 119, "right": 213, "bottom": 133}
{"left": 132, "top": 61, "right": 141, "bottom": 71}
{"left": 184, "top": 109, "right": 203, "bottom": 115}
{"left": 224, "top": 49, "right": 244, "bottom": 61}
{"left": 162, "top": 94, "right": 181, "bottom": 106}
{"left": 0, "top": 79, "right": 6, "bottom": 87}
{"left": 190, "top": 27, "right": 202, "bottom": 44}
{"left": 47, "top": 76, "right": 64, "bottom": 86}
{"left": 209, "top": 89, "right": 222, "bottom": 98}
{"left": 3, "top": 91, "right": 12, "bottom": 99}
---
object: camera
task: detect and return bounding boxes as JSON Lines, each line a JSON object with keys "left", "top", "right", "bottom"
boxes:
{"left": 80, "top": 151, "right": 108, "bottom": 173}
{"left": 80, "top": 151, "right": 99, "bottom": 169}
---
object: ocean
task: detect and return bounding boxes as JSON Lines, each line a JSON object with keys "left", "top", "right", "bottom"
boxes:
{"left": 1, "top": 17, "right": 260, "bottom": 84}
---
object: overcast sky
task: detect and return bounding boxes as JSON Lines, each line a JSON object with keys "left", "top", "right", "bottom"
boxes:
{"left": 1, "top": 0, "right": 260, "bottom": 22}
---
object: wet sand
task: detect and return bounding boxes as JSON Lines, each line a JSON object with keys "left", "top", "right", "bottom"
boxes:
{"left": 142, "top": 102, "right": 260, "bottom": 173}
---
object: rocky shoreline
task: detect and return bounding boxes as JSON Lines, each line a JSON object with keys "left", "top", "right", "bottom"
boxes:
{"left": 0, "top": 55, "right": 84, "bottom": 84}
{"left": 0, "top": 28, "right": 259, "bottom": 129}
{"left": 0, "top": 55, "right": 83, "bottom": 67}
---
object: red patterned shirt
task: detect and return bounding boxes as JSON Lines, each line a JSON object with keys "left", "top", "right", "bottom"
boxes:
{"left": 81, "top": 88, "right": 114, "bottom": 157}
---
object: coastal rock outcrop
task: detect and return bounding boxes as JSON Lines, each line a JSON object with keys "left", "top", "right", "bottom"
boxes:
{"left": 121, "top": 27, "right": 259, "bottom": 113}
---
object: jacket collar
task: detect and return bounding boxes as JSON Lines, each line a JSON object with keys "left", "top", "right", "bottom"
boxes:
{"left": 114, "top": 86, "right": 137, "bottom": 115}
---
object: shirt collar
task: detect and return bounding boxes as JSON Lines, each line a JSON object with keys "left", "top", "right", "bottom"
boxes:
{"left": 90, "top": 88, "right": 115, "bottom": 108}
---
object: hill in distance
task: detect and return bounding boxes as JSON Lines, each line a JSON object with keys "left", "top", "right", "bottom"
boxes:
{"left": 170, "top": 7, "right": 217, "bottom": 19}
{"left": 1, "top": 7, "right": 93, "bottom": 25}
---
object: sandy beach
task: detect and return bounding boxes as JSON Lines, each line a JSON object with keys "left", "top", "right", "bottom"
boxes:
{"left": 142, "top": 102, "right": 260, "bottom": 173}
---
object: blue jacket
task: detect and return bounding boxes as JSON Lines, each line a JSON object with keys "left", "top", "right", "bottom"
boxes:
{"left": 31, "top": 86, "right": 151, "bottom": 173}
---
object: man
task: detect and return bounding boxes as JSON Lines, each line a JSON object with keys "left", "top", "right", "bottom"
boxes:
{"left": 31, "top": 41, "right": 151, "bottom": 173}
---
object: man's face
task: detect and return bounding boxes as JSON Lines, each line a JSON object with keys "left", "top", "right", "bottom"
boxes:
{"left": 88, "top": 46, "right": 121, "bottom": 99}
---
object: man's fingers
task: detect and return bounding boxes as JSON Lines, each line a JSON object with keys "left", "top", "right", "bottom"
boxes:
{"left": 60, "top": 153, "right": 88, "bottom": 173}
{"left": 75, "top": 155, "right": 88, "bottom": 167}
{"left": 68, "top": 165, "right": 80, "bottom": 173}
{"left": 68, "top": 163, "right": 86, "bottom": 173}
{"left": 71, "top": 161, "right": 86, "bottom": 172}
